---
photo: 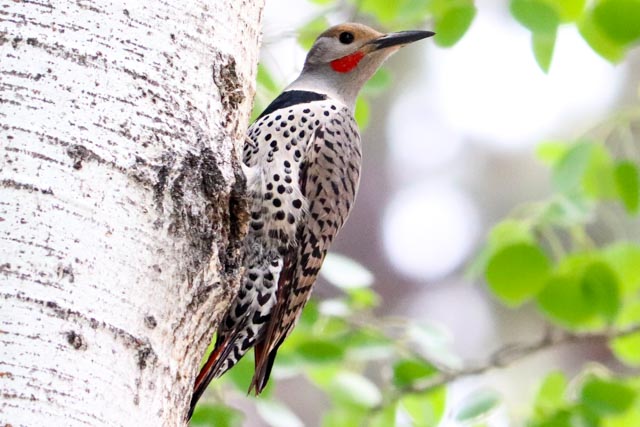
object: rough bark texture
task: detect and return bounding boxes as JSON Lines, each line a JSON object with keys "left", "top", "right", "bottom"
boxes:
{"left": 0, "top": 1, "right": 263, "bottom": 425}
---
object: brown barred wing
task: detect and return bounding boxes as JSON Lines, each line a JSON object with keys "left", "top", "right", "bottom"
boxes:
{"left": 250, "top": 110, "right": 362, "bottom": 393}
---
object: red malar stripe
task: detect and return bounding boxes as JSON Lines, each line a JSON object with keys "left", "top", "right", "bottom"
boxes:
{"left": 330, "top": 51, "right": 365, "bottom": 73}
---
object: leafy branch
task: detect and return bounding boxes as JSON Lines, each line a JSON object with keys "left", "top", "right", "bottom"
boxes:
{"left": 386, "top": 322, "right": 640, "bottom": 407}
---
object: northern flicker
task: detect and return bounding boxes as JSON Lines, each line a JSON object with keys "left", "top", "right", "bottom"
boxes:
{"left": 189, "top": 23, "right": 434, "bottom": 417}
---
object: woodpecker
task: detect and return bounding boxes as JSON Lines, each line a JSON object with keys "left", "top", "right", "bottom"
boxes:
{"left": 189, "top": 23, "right": 434, "bottom": 417}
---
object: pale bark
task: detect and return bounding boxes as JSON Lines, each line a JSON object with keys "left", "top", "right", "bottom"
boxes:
{"left": 0, "top": 1, "right": 263, "bottom": 425}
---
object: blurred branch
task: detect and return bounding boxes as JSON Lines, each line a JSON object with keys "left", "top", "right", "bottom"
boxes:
{"left": 376, "top": 323, "right": 640, "bottom": 411}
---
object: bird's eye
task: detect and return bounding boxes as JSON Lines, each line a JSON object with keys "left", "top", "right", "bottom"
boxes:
{"left": 339, "top": 31, "right": 354, "bottom": 44}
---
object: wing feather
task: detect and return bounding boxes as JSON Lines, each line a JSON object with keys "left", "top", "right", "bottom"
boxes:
{"left": 250, "top": 112, "right": 361, "bottom": 393}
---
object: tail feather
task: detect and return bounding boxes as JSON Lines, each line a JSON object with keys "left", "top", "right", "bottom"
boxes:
{"left": 188, "top": 336, "right": 233, "bottom": 419}
{"left": 249, "top": 345, "right": 279, "bottom": 395}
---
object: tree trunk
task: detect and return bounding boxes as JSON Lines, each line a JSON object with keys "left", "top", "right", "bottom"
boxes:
{"left": 0, "top": 1, "right": 263, "bottom": 425}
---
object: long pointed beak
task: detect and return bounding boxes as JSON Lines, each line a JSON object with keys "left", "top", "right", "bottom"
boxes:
{"left": 370, "top": 30, "right": 435, "bottom": 50}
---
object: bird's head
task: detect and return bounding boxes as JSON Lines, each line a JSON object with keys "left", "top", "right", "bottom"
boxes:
{"left": 294, "top": 23, "right": 435, "bottom": 107}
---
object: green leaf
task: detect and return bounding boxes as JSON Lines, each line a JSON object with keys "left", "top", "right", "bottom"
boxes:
{"left": 392, "top": 358, "right": 437, "bottom": 388}
{"left": 532, "top": 30, "right": 557, "bottom": 72}
{"left": 580, "top": 261, "right": 621, "bottom": 322}
{"left": 536, "top": 141, "right": 570, "bottom": 165}
{"left": 370, "top": 403, "right": 398, "bottom": 427}
{"left": 346, "top": 287, "right": 381, "bottom": 310}
{"left": 355, "top": 96, "right": 370, "bottom": 128}
{"left": 537, "top": 274, "right": 597, "bottom": 328}
{"left": 320, "top": 252, "right": 374, "bottom": 289}
{"left": 330, "top": 371, "right": 383, "bottom": 408}
{"left": 297, "top": 299, "right": 320, "bottom": 329}
{"left": 397, "top": 0, "right": 432, "bottom": 26}
{"left": 552, "top": 142, "right": 593, "bottom": 193}
{"left": 190, "top": 403, "right": 244, "bottom": 427}
{"left": 485, "top": 243, "right": 551, "bottom": 306}
{"left": 603, "top": 405, "right": 640, "bottom": 427}
{"left": 536, "top": 254, "right": 616, "bottom": 329}
{"left": 434, "top": 4, "right": 477, "bottom": 47}
{"left": 534, "top": 371, "right": 568, "bottom": 417}
{"left": 343, "top": 328, "right": 394, "bottom": 361}
{"left": 359, "top": 0, "right": 401, "bottom": 24}
{"left": 610, "top": 300, "right": 640, "bottom": 365}
{"left": 297, "top": 17, "right": 330, "bottom": 50}
{"left": 454, "top": 389, "right": 501, "bottom": 422}
{"left": 252, "top": 65, "right": 282, "bottom": 121}
{"left": 542, "top": 0, "right": 586, "bottom": 21}
{"left": 593, "top": 0, "right": 640, "bottom": 45}
{"left": 614, "top": 161, "right": 640, "bottom": 213}
{"left": 401, "top": 388, "right": 446, "bottom": 427}
{"left": 295, "top": 339, "right": 345, "bottom": 364}
{"left": 256, "top": 63, "right": 279, "bottom": 93}
{"left": 529, "top": 410, "right": 573, "bottom": 427}
{"left": 256, "top": 400, "right": 304, "bottom": 427}
{"left": 510, "top": 0, "right": 560, "bottom": 33}
{"left": 488, "top": 219, "right": 534, "bottom": 248}
{"left": 321, "top": 406, "right": 367, "bottom": 427}
{"left": 578, "top": 10, "right": 627, "bottom": 62}
{"left": 603, "top": 243, "right": 640, "bottom": 295}
{"left": 308, "top": 365, "right": 341, "bottom": 388}
{"left": 580, "top": 376, "right": 637, "bottom": 415}
{"left": 582, "top": 143, "right": 617, "bottom": 199}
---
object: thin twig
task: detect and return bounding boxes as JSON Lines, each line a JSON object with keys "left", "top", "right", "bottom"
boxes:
{"left": 372, "top": 323, "right": 640, "bottom": 412}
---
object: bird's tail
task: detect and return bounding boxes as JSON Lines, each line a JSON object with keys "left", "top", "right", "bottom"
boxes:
{"left": 187, "top": 335, "right": 234, "bottom": 419}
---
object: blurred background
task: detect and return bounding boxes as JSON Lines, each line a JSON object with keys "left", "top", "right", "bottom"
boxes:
{"left": 205, "top": 0, "right": 640, "bottom": 425}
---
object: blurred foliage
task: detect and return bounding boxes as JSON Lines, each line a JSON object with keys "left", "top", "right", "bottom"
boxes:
{"left": 193, "top": 0, "right": 640, "bottom": 426}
